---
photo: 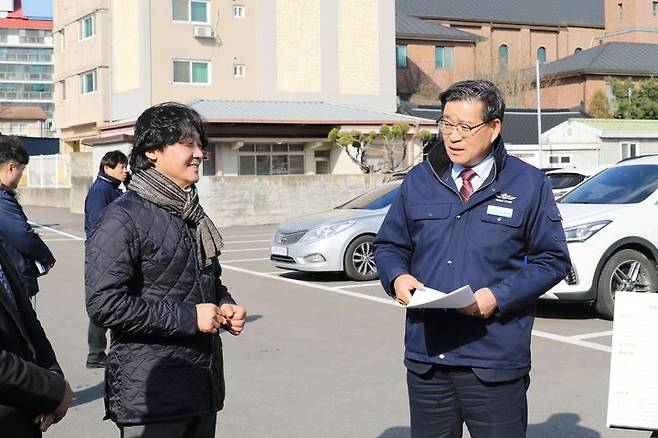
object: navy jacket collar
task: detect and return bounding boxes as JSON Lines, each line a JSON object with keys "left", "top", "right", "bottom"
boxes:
{"left": 427, "top": 135, "right": 508, "bottom": 181}
{"left": 97, "top": 171, "right": 122, "bottom": 189}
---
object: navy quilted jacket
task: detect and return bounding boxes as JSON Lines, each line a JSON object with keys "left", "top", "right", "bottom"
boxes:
{"left": 85, "top": 191, "right": 235, "bottom": 424}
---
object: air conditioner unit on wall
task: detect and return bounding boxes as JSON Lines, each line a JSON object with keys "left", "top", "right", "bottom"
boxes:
{"left": 193, "top": 25, "right": 215, "bottom": 38}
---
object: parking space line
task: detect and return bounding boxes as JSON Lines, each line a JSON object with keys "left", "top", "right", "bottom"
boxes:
{"left": 339, "top": 282, "right": 382, "bottom": 289}
{"left": 221, "top": 233, "right": 273, "bottom": 238}
{"left": 262, "top": 270, "right": 295, "bottom": 275}
{"left": 223, "top": 263, "right": 614, "bottom": 354}
{"left": 570, "top": 330, "right": 613, "bottom": 340}
{"left": 41, "top": 239, "right": 84, "bottom": 242}
{"left": 531, "top": 329, "right": 611, "bottom": 353}
{"left": 221, "top": 248, "right": 269, "bottom": 253}
{"left": 223, "top": 239, "right": 271, "bottom": 244}
{"left": 28, "top": 221, "right": 84, "bottom": 241}
{"left": 221, "top": 257, "right": 269, "bottom": 263}
{"left": 221, "top": 264, "right": 400, "bottom": 306}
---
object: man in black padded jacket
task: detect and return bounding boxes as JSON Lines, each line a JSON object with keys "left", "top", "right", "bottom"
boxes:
{"left": 85, "top": 102, "right": 246, "bottom": 438}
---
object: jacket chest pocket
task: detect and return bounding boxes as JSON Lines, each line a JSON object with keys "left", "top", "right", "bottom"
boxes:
{"left": 478, "top": 206, "right": 525, "bottom": 245}
{"left": 408, "top": 204, "right": 452, "bottom": 240}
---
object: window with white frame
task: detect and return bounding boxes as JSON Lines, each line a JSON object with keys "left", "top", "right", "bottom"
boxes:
{"left": 9, "top": 123, "right": 27, "bottom": 135}
{"left": 60, "top": 80, "right": 66, "bottom": 100}
{"left": 238, "top": 144, "right": 305, "bottom": 175}
{"left": 233, "top": 64, "right": 245, "bottom": 78}
{"left": 620, "top": 142, "right": 638, "bottom": 160}
{"left": 80, "top": 70, "right": 96, "bottom": 94}
{"left": 548, "top": 155, "right": 572, "bottom": 166}
{"left": 173, "top": 60, "right": 210, "bottom": 84}
{"left": 435, "top": 46, "right": 454, "bottom": 69}
{"left": 79, "top": 14, "right": 95, "bottom": 40}
{"left": 172, "top": 0, "right": 209, "bottom": 23}
{"left": 314, "top": 149, "right": 331, "bottom": 174}
{"left": 233, "top": 4, "right": 245, "bottom": 18}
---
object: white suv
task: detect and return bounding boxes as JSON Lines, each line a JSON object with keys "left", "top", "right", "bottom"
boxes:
{"left": 540, "top": 155, "right": 658, "bottom": 319}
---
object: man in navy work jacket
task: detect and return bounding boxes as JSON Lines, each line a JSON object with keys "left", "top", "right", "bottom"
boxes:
{"left": 374, "top": 79, "right": 571, "bottom": 438}
{"left": 83, "top": 150, "right": 128, "bottom": 368}
{"left": 0, "top": 136, "right": 55, "bottom": 299}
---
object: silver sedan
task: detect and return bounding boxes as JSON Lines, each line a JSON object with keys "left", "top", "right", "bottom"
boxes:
{"left": 270, "top": 180, "right": 401, "bottom": 281}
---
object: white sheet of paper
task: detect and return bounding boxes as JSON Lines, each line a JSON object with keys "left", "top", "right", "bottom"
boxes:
{"left": 407, "top": 285, "right": 475, "bottom": 309}
{"left": 607, "top": 292, "right": 658, "bottom": 430}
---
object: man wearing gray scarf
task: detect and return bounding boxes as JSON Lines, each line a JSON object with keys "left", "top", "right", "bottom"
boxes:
{"left": 85, "top": 102, "right": 246, "bottom": 438}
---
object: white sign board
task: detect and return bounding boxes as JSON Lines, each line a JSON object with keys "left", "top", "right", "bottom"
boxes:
{"left": 607, "top": 292, "right": 658, "bottom": 431}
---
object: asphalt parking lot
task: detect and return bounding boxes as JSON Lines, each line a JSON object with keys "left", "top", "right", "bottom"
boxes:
{"left": 23, "top": 205, "right": 648, "bottom": 438}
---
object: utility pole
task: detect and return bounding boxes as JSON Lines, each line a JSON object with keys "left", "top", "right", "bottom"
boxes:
{"left": 536, "top": 59, "right": 543, "bottom": 169}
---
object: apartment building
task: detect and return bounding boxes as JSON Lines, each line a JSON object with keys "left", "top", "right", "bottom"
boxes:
{"left": 0, "top": 0, "right": 54, "bottom": 135}
{"left": 53, "top": 0, "right": 430, "bottom": 178}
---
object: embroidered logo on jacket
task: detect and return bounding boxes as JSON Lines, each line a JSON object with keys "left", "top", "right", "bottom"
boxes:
{"left": 495, "top": 193, "right": 517, "bottom": 204}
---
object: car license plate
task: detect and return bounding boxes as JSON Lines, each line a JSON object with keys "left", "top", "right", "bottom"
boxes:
{"left": 271, "top": 245, "right": 288, "bottom": 256}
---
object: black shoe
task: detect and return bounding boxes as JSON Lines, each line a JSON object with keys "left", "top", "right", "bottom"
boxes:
{"left": 86, "top": 354, "right": 106, "bottom": 369}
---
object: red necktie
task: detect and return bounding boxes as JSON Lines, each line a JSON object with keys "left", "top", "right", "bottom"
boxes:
{"left": 459, "top": 169, "right": 476, "bottom": 202}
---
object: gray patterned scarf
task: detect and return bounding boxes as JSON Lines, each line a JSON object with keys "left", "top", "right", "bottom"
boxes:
{"left": 129, "top": 167, "right": 223, "bottom": 268}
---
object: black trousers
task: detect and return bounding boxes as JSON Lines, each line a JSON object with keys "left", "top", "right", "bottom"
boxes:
{"left": 119, "top": 413, "right": 217, "bottom": 438}
{"left": 87, "top": 320, "right": 107, "bottom": 361}
{"left": 407, "top": 365, "right": 529, "bottom": 438}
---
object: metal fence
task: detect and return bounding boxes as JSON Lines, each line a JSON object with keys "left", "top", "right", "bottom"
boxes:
{"left": 20, "top": 154, "right": 71, "bottom": 188}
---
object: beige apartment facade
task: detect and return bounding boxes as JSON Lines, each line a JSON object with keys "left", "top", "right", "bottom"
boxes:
{"left": 54, "top": 0, "right": 400, "bottom": 169}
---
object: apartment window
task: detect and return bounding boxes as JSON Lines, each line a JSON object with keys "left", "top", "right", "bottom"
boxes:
{"left": 575, "top": 47, "right": 582, "bottom": 54}
{"left": 9, "top": 123, "right": 27, "bottom": 135}
{"left": 59, "top": 29, "right": 65, "bottom": 51}
{"left": 536, "top": 46, "right": 547, "bottom": 63}
{"left": 238, "top": 144, "right": 305, "bottom": 175}
{"left": 499, "top": 44, "right": 509, "bottom": 73}
{"left": 396, "top": 44, "right": 407, "bottom": 68}
{"left": 233, "top": 4, "right": 245, "bottom": 18}
{"left": 173, "top": 60, "right": 210, "bottom": 84}
{"left": 60, "top": 80, "right": 66, "bottom": 100}
{"left": 172, "top": 0, "right": 209, "bottom": 23}
{"left": 548, "top": 155, "right": 572, "bottom": 166}
{"left": 79, "top": 14, "right": 95, "bottom": 40}
{"left": 233, "top": 64, "right": 245, "bottom": 78}
{"left": 435, "top": 46, "right": 454, "bottom": 69}
{"left": 618, "top": 2, "right": 623, "bottom": 19}
{"left": 621, "top": 142, "right": 638, "bottom": 160}
{"left": 80, "top": 70, "right": 96, "bottom": 94}
{"left": 653, "top": 1, "right": 658, "bottom": 16}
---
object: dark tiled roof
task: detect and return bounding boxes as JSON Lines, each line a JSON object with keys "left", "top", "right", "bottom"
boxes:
{"left": 541, "top": 42, "right": 658, "bottom": 78}
{"left": 396, "top": 13, "right": 482, "bottom": 42}
{"left": 397, "top": 0, "right": 604, "bottom": 28}
{"left": 399, "top": 104, "right": 588, "bottom": 145}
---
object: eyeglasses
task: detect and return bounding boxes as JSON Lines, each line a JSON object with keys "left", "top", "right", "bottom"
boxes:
{"left": 438, "top": 119, "right": 490, "bottom": 137}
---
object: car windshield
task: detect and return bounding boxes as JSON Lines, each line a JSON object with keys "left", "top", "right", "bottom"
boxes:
{"left": 547, "top": 173, "right": 586, "bottom": 190}
{"left": 337, "top": 182, "right": 401, "bottom": 210}
{"left": 560, "top": 164, "right": 658, "bottom": 204}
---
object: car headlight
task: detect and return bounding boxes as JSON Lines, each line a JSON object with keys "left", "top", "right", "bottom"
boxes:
{"left": 299, "top": 220, "right": 356, "bottom": 243}
{"left": 564, "top": 220, "right": 611, "bottom": 242}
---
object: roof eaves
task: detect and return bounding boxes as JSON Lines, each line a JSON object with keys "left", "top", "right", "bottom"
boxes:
{"left": 406, "top": 15, "right": 603, "bottom": 30}
{"left": 396, "top": 32, "right": 480, "bottom": 42}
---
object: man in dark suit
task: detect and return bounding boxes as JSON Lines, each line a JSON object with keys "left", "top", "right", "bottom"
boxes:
{"left": 0, "top": 136, "right": 56, "bottom": 298}
{"left": 83, "top": 149, "right": 128, "bottom": 368}
{"left": 0, "top": 244, "right": 73, "bottom": 436}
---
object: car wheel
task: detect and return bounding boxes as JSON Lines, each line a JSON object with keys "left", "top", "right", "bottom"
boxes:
{"left": 344, "top": 235, "right": 378, "bottom": 281}
{"left": 595, "top": 249, "right": 658, "bottom": 320}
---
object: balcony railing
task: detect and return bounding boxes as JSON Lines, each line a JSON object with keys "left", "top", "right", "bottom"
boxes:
{"left": 0, "top": 53, "right": 52, "bottom": 63}
{"left": 0, "top": 91, "right": 53, "bottom": 100}
{"left": 0, "top": 72, "right": 52, "bottom": 81}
